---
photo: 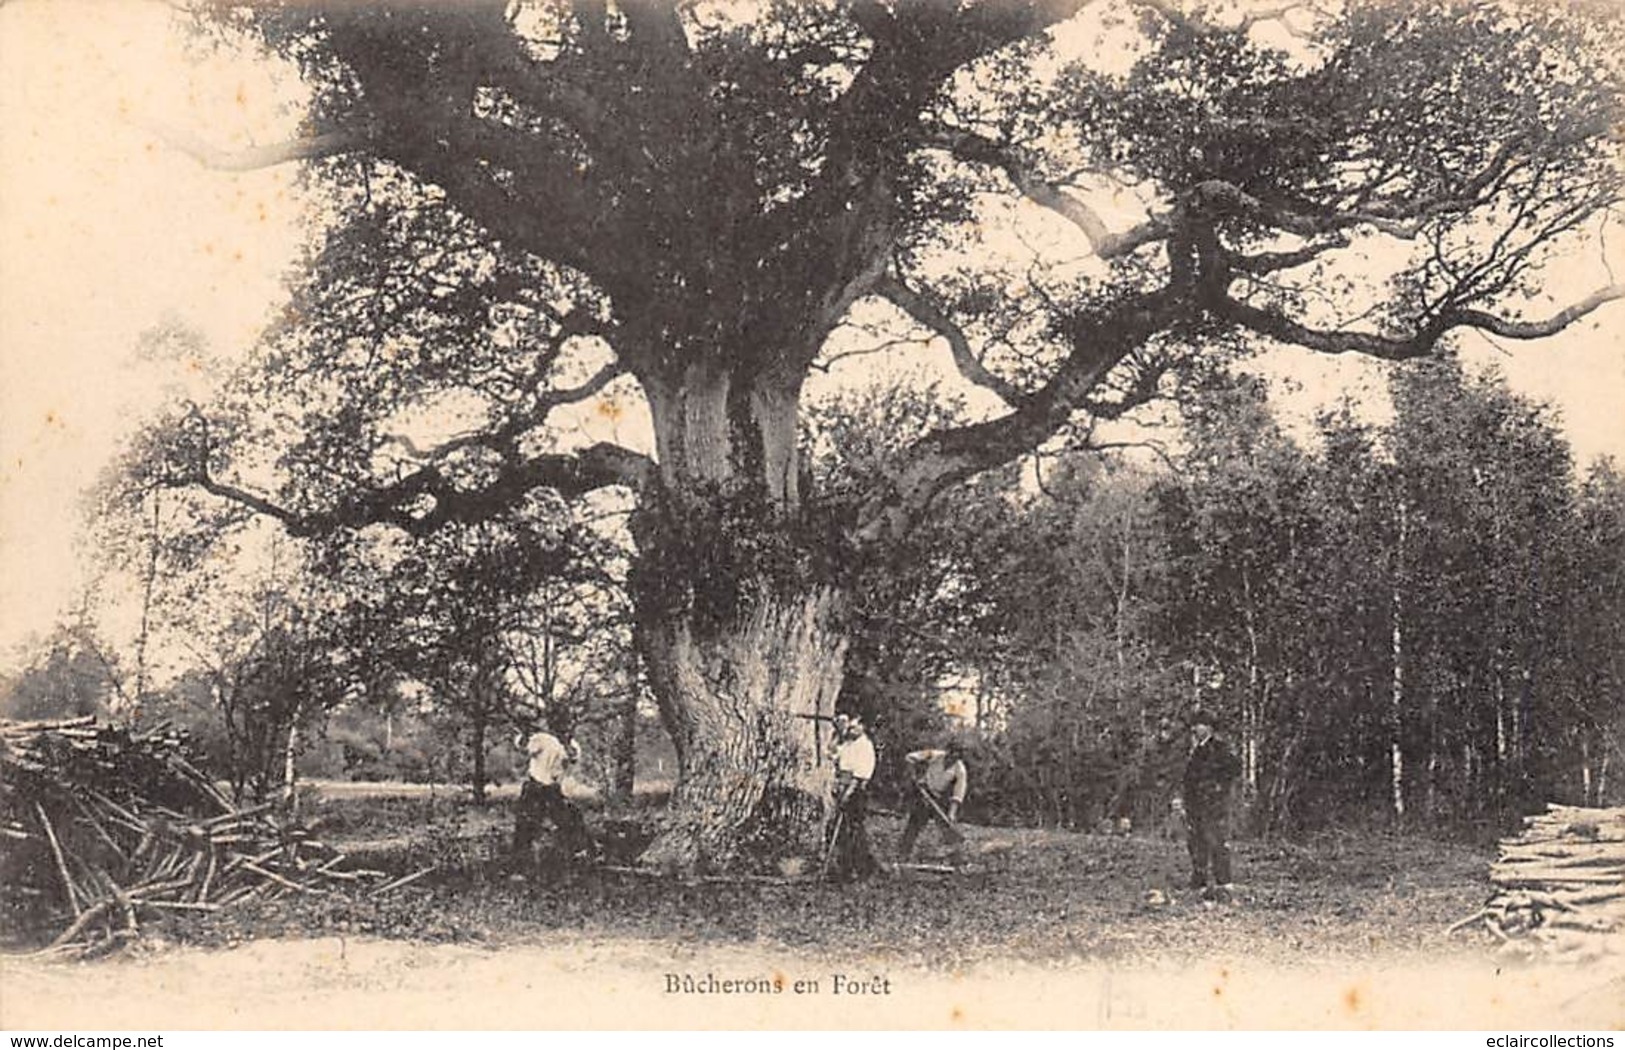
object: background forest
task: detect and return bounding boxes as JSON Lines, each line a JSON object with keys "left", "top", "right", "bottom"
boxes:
{"left": 8, "top": 351, "right": 1620, "bottom": 840}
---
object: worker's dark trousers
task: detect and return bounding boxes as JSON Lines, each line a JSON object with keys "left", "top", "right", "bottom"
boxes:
{"left": 898, "top": 791, "right": 949, "bottom": 860}
{"left": 1186, "top": 804, "right": 1232, "bottom": 887}
{"left": 512, "top": 779, "right": 588, "bottom": 859}
{"left": 830, "top": 787, "right": 878, "bottom": 881}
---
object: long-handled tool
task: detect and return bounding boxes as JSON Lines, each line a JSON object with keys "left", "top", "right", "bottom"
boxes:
{"left": 819, "top": 807, "right": 846, "bottom": 880}
{"left": 916, "top": 784, "right": 966, "bottom": 845}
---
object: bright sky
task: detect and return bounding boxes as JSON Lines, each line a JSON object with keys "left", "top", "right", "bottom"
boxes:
{"left": 2, "top": 1, "right": 1622, "bottom": 668}
{"left": 1, "top": 1, "right": 308, "bottom": 662}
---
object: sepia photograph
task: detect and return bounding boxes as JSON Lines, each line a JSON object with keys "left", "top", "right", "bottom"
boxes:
{"left": 1, "top": 0, "right": 1623, "bottom": 1032}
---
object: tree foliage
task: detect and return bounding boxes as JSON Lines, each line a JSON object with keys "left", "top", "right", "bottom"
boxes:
{"left": 123, "top": 0, "right": 1625, "bottom": 862}
{"left": 162, "top": 0, "right": 1625, "bottom": 539}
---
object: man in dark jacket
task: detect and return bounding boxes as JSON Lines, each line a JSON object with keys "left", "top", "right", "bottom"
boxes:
{"left": 1180, "top": 709, "right": 1241, "bottom": 899}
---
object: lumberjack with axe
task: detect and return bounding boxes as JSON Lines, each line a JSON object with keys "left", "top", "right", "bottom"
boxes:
{"left": 509, "top": 704, "right": 592, "bottom": 874}
{"left": 823, "top": 713, "right": 881, "bottom": 882}
{"left": 898, "top": 742, "right": 968, "bottom": 861}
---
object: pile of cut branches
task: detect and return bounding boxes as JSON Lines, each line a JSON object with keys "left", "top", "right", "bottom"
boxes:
{"left": 1452, "top": 804, "right": 1625, "bottom": 962}
{"left": 1, "top": 716, "right": 381, "bottom": 956}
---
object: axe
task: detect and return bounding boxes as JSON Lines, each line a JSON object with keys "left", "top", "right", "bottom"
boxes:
{"left": 915, "top": 784, "right": 966, "bottom": 845}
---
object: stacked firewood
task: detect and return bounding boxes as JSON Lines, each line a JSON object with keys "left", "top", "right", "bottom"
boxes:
{"left": 1454, "top": 804, "right": 1625, "bottom": 961}
{"left": 1, "top": 716, "right": 381, "bottom": 956}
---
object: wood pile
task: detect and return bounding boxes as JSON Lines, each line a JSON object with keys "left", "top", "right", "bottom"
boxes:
{"left": 1, "top": 716, "right": 381, "bottom": 956}
{"left": 1453, "top": 803, "right": 1625, "bottom": 962}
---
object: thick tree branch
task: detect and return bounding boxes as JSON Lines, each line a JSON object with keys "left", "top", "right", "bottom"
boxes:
{"left": 384, "top": 360, "right": 627, "bottom": 463}
{"left": 1190, "top": 180, "right": 1426, "bottom": 240}
{"left": 395, "top": 129, "right": 610, "bottom": 290}
{"left": 1226, "top": 237, "right": 1349, "bottom": 274}
{"left": 537, "top": 359, "right": 628, "bottom": 411}
{"left": 1081, "top": 353, "right": 1179, "bottom": 420}
{"left": 862, "top": 256, "right": 1621, "bottom": 542}
{"left": 184, "top": 475, "right": 306, "bottom": 531}
{"left": 765, "top": 0, "right": 1102, "bottom": 360}
{"left": 478, "top": 55, "right": 621, "bottom": 166}
{"left": 1189, "top": 147, "right": 1525, "bottom": 241}
{"left": 1219, "top": 284, "right": 1625, "bottom": 359}
{"left": 140, "top": 121, "right": 371, "bottom": 172}
{"left": 1232, "top": 0, "right": 1332, "bottom": 32}
{"left": 482, "top": 0, "right": 706, "bottom": 183}
{"left": 146, "top": 110, "right": 616, "bottom": 289}
{"left": 1133, "top": 0, "right": 1333, "bottom": 38}
{"left": 619, "top": 0, "right": 696, "bottom": 61}
{"left": 857, "top": 288, "right": 1184, "bottom": 542}
{"left": 1450, "top": 286, "right": 1625, "bottom": 340}
{"left": 931, "top": 130, "right": 1170, "bottom": 259}
{"left": 176, "top": 441, "right": 653, "bottom": 539}
{"left": 874, "top": 275, "right": 1028, "bottom": 406}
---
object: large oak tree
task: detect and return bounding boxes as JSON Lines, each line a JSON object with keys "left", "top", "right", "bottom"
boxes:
{"left": 155, "top": 0, "right": 1623, "bottom": 869}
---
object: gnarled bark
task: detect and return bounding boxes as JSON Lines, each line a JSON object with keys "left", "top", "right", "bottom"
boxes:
{"left": 638, "top": 588, "right": 846, "bottom": 872}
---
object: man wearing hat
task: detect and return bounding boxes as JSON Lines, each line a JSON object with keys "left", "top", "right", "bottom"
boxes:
{"left": 1180, "top": 709, "right": 1241, "bottom": 899}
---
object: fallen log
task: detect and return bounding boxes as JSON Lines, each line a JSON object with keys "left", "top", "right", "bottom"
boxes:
{"left": 1489, "top": 869, "right": 1625, "bottom": 885}
{"left": 34, "top": 803, "right": 82, "bottom": 917}
{"left": 1498, "top": 843, "right": 1625, "bottom": 861}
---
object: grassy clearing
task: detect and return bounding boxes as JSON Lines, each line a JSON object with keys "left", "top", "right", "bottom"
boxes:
{"left": 164, "top": 788, "right": 1494, "bottom": 970}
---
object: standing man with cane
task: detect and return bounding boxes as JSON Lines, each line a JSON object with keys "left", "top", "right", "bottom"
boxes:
{"left": 1179, "top": 708, "right": 1241, "bottom": 901}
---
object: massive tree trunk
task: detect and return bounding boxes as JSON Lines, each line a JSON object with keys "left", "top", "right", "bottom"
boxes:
{"left": 637, "top": 588, "right": 845, "bottom": 871}
{"left": 630, "top": 363, "right": 847, "bottom": 872}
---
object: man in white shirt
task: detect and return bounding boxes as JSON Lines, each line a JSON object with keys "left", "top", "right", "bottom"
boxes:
{"left": 898, "top": 741, "right": 968, "bottom": 861}
{"left": 512, "top": 719, "right": 590, "bottom": 868}
{"left": 828, "top": 713, "right": 879, "bottom": 882}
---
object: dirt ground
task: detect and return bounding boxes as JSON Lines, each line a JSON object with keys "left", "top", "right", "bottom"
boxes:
{"left": 5, "top": 788, "right": 1622, "bottom": 1031}
{"left": 4, "top": 933, "right": 1623, "bottom": 1030}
